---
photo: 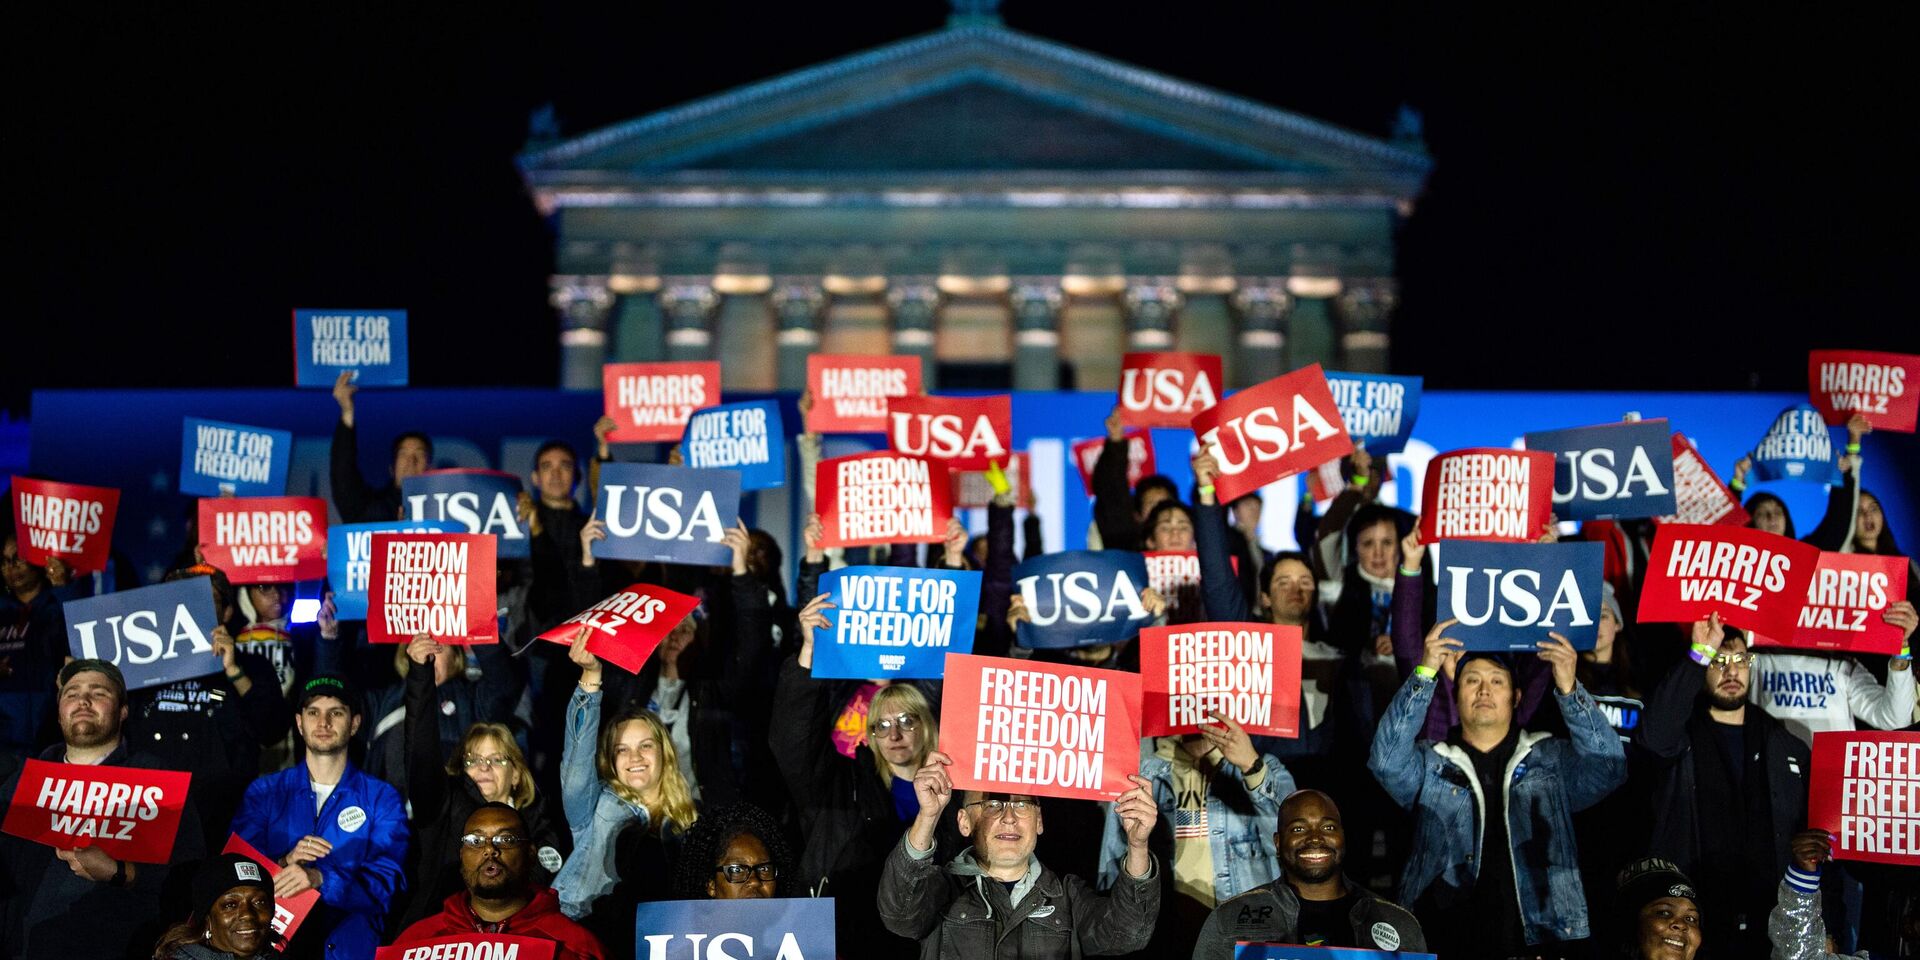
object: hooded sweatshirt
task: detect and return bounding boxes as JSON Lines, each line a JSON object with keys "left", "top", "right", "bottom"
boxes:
{"left": 392, "top": 888, "right": 605, "bottom": 960}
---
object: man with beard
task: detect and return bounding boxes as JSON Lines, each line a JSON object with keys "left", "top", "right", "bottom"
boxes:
{"left": 1191, "top": 789, "right": 1424, "bottom": 958}
{"left": 1637, "top": 613, "right": 1809, "bottom": 959}
{"left": 392, "top": 803, "right": 604, "bottom": 960}
{"left": 0, "top": 659, "right": 207, "bottom": 958}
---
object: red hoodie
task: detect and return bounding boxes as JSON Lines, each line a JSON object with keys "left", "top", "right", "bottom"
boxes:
{"left": 392, "top": 888, "right": 605, "bottom": 960}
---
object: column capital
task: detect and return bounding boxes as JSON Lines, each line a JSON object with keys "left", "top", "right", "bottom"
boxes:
{"left": 550, "top": 275, "right": 614, "bottom": 314}
{"left": 659, "top": 278, "right": 718, "bottom": 355}
{"left": 1124, "top": 277, "right": 1182, "bottom": 349}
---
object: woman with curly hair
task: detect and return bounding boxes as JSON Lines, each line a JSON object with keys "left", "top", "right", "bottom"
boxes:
{"left": 670, "top": 802, "right": 796, "bottom": 900}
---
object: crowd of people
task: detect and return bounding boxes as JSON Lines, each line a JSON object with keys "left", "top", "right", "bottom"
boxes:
{"left": 0, "top": 373, "right": 1914, "bottom": 960}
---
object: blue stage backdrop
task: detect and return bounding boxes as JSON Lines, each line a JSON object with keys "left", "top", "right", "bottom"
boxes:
{"left": 24, "top": 389, "right": 1916, "bottom": 599}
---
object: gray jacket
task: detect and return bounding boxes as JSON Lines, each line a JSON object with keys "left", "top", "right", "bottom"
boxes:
{"left": 877, "top": 837, "right": 1159, "bottom": 959}
{"left": 1192, "top": 877, "right": 1426, "bottom": 960}
{"left": 1768, "top": 879, "right": 1866, "bottom": 960}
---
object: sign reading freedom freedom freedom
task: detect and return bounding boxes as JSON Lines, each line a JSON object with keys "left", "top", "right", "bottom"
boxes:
{"left": 940, "top": 653, "right": 1141, "bottom": 802}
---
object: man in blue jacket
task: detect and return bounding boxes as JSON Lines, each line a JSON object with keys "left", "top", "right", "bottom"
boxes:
{"left": 232, "top": 674, "right": 409, "bottom": 959}
{"left": 1368, "top": 618, "right": 1626, "bottom": 959}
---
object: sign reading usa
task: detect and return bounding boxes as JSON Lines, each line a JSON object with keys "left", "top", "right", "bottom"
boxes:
{"left": 815, "top": 452, "right": 951, "bottom": 548}
{"left": 1750, "top": 552, "right": 1910, "bottom": 656}
{"left": 1436, "top": 540, "right": 1606, "bottom": 651}
{"left": 887, "top": 394, "right": 1013, "bottom": 470}
{"left": 1013, "top": 550, "right": 1154, "bottom": 649}
{"left": 1658, "top": 433, "right": 1749, "bottom": 527}
{"left": 179, "top": 417, "right": 292, "bottom": 497}
{"left": 293, "top": 309, "right": 408, "bottom": 387}
{"left": 1419, "top": 449, "right": 1555, "bottom": 543}
{"left": 379, "top": 934, "right": 556, "bottom": 960}
{"left": 536, "top": 582, "right": 701, "bottom": 674}
{"left": 199, "top": 496, "right": 328, "bottom": 583}
{"left": 1807, "top": 731, "right": 1920, "bottom": 866}
{"left": 1326, "top": 371, "right": 1423, "bottom": 454}
{"left": 681, "top": 400, "right": 784, "bottom": 490}
{"left": 809, "top": 567, "right": 981, "bottom": 680}
{"left": 1809, "top": 349, "right": 1919, "bottom": 433}
{"left": 366, "top": 532, "right": 497, "bottom": 644}
{"left": 1524, "top": 418, "right": 1677, "bottom": 521}
{"left": 11, "top": 475, "right": 119, "bottom": 573}
{"left": 630, "top": 897, "right": 836, "bottom": 960}
{"left": 1638, "top": 523, "right": 1821, "bottom": 639}
{"left": 1234, "top": 944, "right": 1436, "bottom": 960}
{"left": 402, "top": 469, "right": 529, "bottom": 560}
{"left": 1191, "top": 364, "right": 1352, "bottom": 504}
{"left": 1072, "top": 429, "right": 1155, "bottom": 497}
{"left": 806, "top": 354, "right": 922, "bottom": 433}
{"left": 2, "top": 759, "right": 192, "bottom": 864}
{"left": 1118, "top": 352, "right": 1222, "bottom": 428}
{"left": 65, "top": 576, "right": 223, "bottom": 690}
{"left": 592, "top": 462, "right": 740, "bottom": 566}
{"left": 327, "top": 520, "right": 459, "bottom": 620}
{"left": 1140, "top": 622, "right": 1301, "bottom": 737}
{"left": 603, "top": 361, "right": 720, "bottom": 443}
{"left": 939, "top": 653, "right": 1142, "bottom": 802}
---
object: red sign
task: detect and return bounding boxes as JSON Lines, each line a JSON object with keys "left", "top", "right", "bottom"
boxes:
{"left": 1637, "top": 523, "right": 1820, "bottom": 639}
{"left": 1071, "top": 430, "right": 1155, "bottom": 497}
{"left": 1749, "top": 552, "right": 1910, "bottom": 655}
{"left": 366, "top": 533, "right": 498, "bottom": 644}
{"left": 1143, "top": 551, "right": 1236, "bottom": 619}
{"left": 806, "top": 354, "right": 923, "bottom": 433}
{"left": 1419, "top": 449, "right": 1556, "bottom": 543}
{"left": 536, "top": 583, "right": 701, "bottom": 675}
{"left": 198, "top": 496, "right": 328, "bottom": 583}
{"left": 1808, "top": 731, "right": 1920, "bottom": 866}
{"left": 815, "top": 452, "right": 952, "bottom": 549}
{"left": 2, "top": 759, "right": 191, "bottom": 864}
{"left": 223, "top": 833, "right": 317, "bottom": 949}
{"left": 10, "top": 476, "right": 119, "bottom": 573}
{"left": 1304, "top": 459, "right": 1346, "bottom": 504}
{"left": 1190, "top": 364, "right": 1352, "bottom": 504}
{"left": 939, "top": 653, "right": 1141, "bottom": 802}
{"left": 1808, "top": 349, "right": 1919, "bottom": 433}
{"left": 953, "top": 453, "right": 1032, "bottom": 509}
{"left": 603, "top": 361, "right": 721, "bottom": 442}
{"left": 1139, "top": 622, "right": 1300, "bottom": 739}
{"left": 886, "top": 395, "right": 1013, "bottom": 470}
{"left": 379, "top": 934, "right": 557, "bottom": 960}
{"left": 1118, "top": 352, "right": 1223, "bottom": 428}
{"left": 1657, "top": 433, "right": 1749, "bottom": 527}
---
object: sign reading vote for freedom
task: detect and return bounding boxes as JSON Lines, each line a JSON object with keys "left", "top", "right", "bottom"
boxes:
{"left": 1013, "top": 550, "right": 1154, "bottom": 649}
{"left": 65, "top": 576, "right": 223, "bottom": 691}
{"left": 1751, "top": 404, "right": 1842, "bottom": 485}
{"left": 592, "top": 462, "right": 740, "bottom": 566}
{"left": 1638, "top": 523, "right": 1821, "bottom": 640}
{"left": 681, "top": 400, "right": 784, "bottom": 490}
{"left": 1191, "top": 364, "right": 1353, "bottom": 504}
{"left": 807, "top": 354, "right": 922, "bottom": 433}
{"left": 1808, "top": 731, "right": 1920, "bottom": 866}
{"left": 888, "top": 394, "right": 1013, "bottom": 470}
{"left": 179, "top": 417, "right": 292, "bottom": 497}
{"left": 328, "top": 520, "right": 459, "bottom": 620}
{"left": 402, "top": 469, "right": 530, "bottom": 560}
{"left": 378, "top": 934, "right": 555, "bottom": 960}
{"left": 223, "top": 833, "right": 318, "bottom": 947}
{"left": 1750, "top": 552, "right": 1910, "bottom": 656}
{"left": 630, "top": 896, "right": 836, "bottom": 960}
{"left": 1326, "top": 371, "right": 1423, "bottom": 454}
{"left": 1140, "top": 622, "right": 1301, "bottom": 738}
{"left": 1809, "top": 349, "right": 1920, "bottom": 433}
{"left": 2, "top": 759, "right": 192, "bottom": 863}
{"left": 1436, "top": 540, "right": 1606, "bottom": 651}
{"left": 1524, "top": 418, "right": 1677, "bottom": 521}
{"left": 1234, "top": 944, "right": 1436, "bottom": 960}
{"left": 809, "top": 567, "right": 982, "bottom": 679}
{"left": 940, "top": 653, "right": 1142, "bottom": 802}
{"left": 535, "top": 582, "right": 701, "bottom": 675}
{"left": 293, "top": 309, "right": 408, "bottom": 387}
{"left": 199, "top": 496, "right": 328, "bottom": 583}
{"left": 1658, "top": 433, "right": 1749, "bottom": 527}
{"left": 815, "top": 452, "right": 951, "bottom": 548}
{"left": 1072, "top": 429, "right": 1155, "bottom": 496}
{"left": 1419, "top": 449, "right": 1555, "bottom": 543}
{"left": 366, "top": 533, "right": 497, "bottom": 644}
{"left": 603, "top": 361, "right": 720, "bottom": 443}
{"left": 10, "top": 475, "right": 119, "bottom": 573}
{"left": 1118, "top": 352, "right": 1222, "bottom": 428}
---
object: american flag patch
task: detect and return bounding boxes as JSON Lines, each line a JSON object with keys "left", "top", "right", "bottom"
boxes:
{"left": 1172, "top": 807, "right": 1208, "bottom": 840}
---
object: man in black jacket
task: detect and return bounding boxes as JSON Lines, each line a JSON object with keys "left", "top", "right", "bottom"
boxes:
{"left": 1635, "top": 612, "right": 1809, "bottom": 960}
{"left": 1192, "top": 789, "right": 1424, "bottom": 958}
{"left": 329, "top": 369, "right": 433, "bottom": 523}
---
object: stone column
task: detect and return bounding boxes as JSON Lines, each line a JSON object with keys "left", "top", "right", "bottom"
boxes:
{"left": 889, "top": 277, "right": 940, "bottom": 390}
{"left": 551, "top": 275, "right": 613, "bottom": 390}
{"left": 1230, "top": 280, "right": 1292, "bottom": 388}
{"left": 1124, "top": 278, "right": 1182, "bottom": 351}
{"left": 1010, "top": 278, "right": 1062, "bottom": 390}
{"left": 772, "top": 279, "right": 826, "bottom": 391}
{"left": 1285, "top": 274, "right": 1342, "bottom": 370}
{"left": 659, "top": 278, "right": 718, "bottom": 363}
{"left": 1337, "top": 279, "right": 1397, "bottom": 374}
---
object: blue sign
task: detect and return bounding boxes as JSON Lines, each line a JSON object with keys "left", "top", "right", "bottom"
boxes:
{"left": 65, "top": 576, "right": 223, "bottom": 691}
{"left": 178, "top": 416, "right": 292, "bottom": 498}
{"left": 593, "top": 462, "right": 741, "bottom": 566}
{"left": 292, "top": 309, "right": 408, "bottom": 387}
{"left": 327, "top": 519, "right": 459, "bottom": 620}
{"left": 1524, "top": 419, "right": 1677, "bottom": 521}
{"left": 1235, "top": 945, "right": 1435, "bottom": 960}
{"left": 1013, "top": 550, "right": 1154, "bottom": 649}
{"left": 400, "top": 469, "right": 530, "bottom": 559}
{"left": 1751, "top": 403, "right": 1844, "bottom": 485}
{"left": 682, "top": 400, "right": 785, "bottom": 490}
{"left": 810, "top": 566, "right": 981, "bottom": 679}
{"left": 1436, "top": 540, "right": 1606, "bottom": 651}
{"left": 1326, "top": 371, "right": 1423, "bottom": 454}
{"left": 632, "top": 897, "right": 835, "bottom": 960}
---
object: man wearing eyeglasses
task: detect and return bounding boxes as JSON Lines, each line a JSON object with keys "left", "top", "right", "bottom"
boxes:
{"left": 391, "top": 803, "right": 605, "bottom": 959}
{"left": 1637, "top": 613, "right": 1810, "bottom": 959}
{"left": 877, "top": 750, "right": 1162, "bottom": 958}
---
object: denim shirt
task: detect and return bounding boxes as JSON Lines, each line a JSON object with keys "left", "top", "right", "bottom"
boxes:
{"left": 1367, "top": 673, "right": 1625, "bottom": 946}
{"left": 1096, "top": 738, "right": 1292, "bottom": 901}
{"left": 552, "top": 687, "right": 649, "bottom": 919}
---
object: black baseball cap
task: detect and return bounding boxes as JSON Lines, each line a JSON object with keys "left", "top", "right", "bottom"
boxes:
{"left": 295, "top": 674, "right": 362, "bottom": 716}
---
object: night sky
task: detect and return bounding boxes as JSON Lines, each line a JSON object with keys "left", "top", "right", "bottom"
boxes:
{"left": 10, "top": 2, "right": 1919, "bottom": 417}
